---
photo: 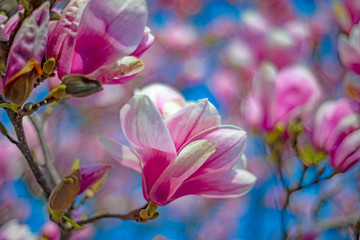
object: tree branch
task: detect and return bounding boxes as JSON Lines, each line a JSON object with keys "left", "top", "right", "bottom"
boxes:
{"left": 77, "top": 204, "right": 149, "bottom": 227}
{"left": 7, "top": 109, "right": 52, "bottom": 198}
{"left": 28, "top": 114, "right": 61, "bottom": 185}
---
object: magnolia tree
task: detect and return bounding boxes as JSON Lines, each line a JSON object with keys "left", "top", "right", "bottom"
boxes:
{"left": 0, "top": 0, "right": 359, "bottom": 239}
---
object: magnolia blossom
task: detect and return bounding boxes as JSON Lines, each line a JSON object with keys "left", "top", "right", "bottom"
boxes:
{"left": 100, "top": 95, "right": 256, "bottom": 206}
{"left": 312, "top": 98, "right": 360, "bottom": 172}
{"left": 242, "top": 63, "right": 322, "bottom": 131}
{"left": 46, "top": 0, "right": 154, "bottom": 84}
{"left": 338, "top": 23, "right": 360, "bottom": 75}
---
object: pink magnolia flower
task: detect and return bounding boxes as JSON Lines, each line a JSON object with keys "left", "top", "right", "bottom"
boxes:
{"left": 338, "top": 23, "right": 360, "bottom": 75}
{"left": 312, "top": 98, "right": 360, "bottom": 172}
{"left": 46, "top": 0, "right": 154, "bottom": 84}
{"left": 100, "top": 95, "right": 256, "bottom": 206}
{"left": 2, "top": 2, "right": 49, "bottom": 105}
{"left": 242, "top": 63, "right": 322, "bottom": 131}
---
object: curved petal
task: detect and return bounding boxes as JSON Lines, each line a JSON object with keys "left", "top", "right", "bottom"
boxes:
{"left": 120, "top": 94, "right": 176, "bottom": 155}
{"left": 338, "top": 34, "right": 360, "bottom": 75}
{"left": 46, "top": 0, "right": 85, "bottom": 60}
{"left": 139, "top": 148, "right": 176, "bottom": 202}
{"left": 98, "top": 134, "right": 141, "bottom": 172}
{"left": 331, "top": 128, "right": 360, "bottom": 172}
{"left": 71, "top": 0, "right": 148, "bottom": 75}
{"left": 183, "top": 125, "right": 246, "bottom": 171}
{"left": 79, "top": 164, "right": 112, "bottom": 194}
{"left": 313, "top": 99, "right": 359, "bottom": 152}
{"left": 134, "top": 83, "right": 185, "bottom": 117}
{"left": 87, "top": 56, "right": 145, "bottom": 84}
{"left": 324, "top": 113, "right": 360, "bottom": 152}
{"left": 56, "top": 3, "right": 85, "bottom": 78}
{"left": 131, "top": 26, "right": 155, "bottom": 58}
{"left": 165, "top": 99, "right": 221, "bottom": 151}
{"left": 4, "top": 2, "right": 49, "bottom": 84}
{"left": 171, "top": 167, "right": 256, "bottom": 201}
{"left": 148, "top": 140, "right": 216, "bottom": 206}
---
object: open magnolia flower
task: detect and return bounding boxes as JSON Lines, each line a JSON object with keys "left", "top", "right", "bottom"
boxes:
{"left": 100, "top": 94, "right": 256, "bottom": 206}
{"left": 46, "top": 0, "right": 153, "bottom": 84}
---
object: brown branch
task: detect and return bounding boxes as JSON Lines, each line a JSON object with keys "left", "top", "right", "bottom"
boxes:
{"left": 77, "top": 204, "right": 149, "bottom": 227}
{"left": 6, "top": 109, "right": 52, "bottom": 198}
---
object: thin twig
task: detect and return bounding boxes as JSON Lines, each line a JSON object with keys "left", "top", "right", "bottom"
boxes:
{"left": 6, "top": 109, "right": 52, "bottom": 198}
{"left": 28, "top": 114, "right": 61, "bottom": 185}
{"left": 77, "top": 204, "right": 148, "bottom": 227}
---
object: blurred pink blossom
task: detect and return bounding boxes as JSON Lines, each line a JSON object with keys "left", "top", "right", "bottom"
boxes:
{"left": 242, "top": 63, "right": 322, "bottom": 131}
{"left": 338, "top": 23, "right": 360, "bottom": 75}
{"left": 100, "top": 95, "right": 256, "bottom": 206}
{"left": 41, "top": 221, "right": 60, "bottom": 240}
{"left": 312, "top": 98, "right": 360, "bottom": 172}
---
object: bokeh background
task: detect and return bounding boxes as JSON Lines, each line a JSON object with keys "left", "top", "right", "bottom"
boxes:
{"left": 1, "top": 0, "right": 360, "bottom": 239}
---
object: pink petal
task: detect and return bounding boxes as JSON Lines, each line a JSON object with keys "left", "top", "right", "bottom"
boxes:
{"left": 79, "top": 164, "right": 112, "bottom": 194}
{"left": 165, "top": 99, "right": 221, "bottom": 151}
{"left": 98, "top": 134, "right": 141, "bottom": 172}
{"left": 183, "top": 125, "right": 246, "bottom": 171}
{"left": 131, "top": 26, "right": 155, "bottom": 58}
{"left": 87, "top": 56, "right": 145, "bottom": 84}
{"left": 71, "top": 0, "right": 148, "bottom": 75}
{"left": 120, "top": 94, "right": 176, "bottom": 155}
{"left": 338, "top": 34, "right": 360, "bottom": 75}
{"left": 4, "top": 2, "right": 49, "bottom": 84}
{"left": 46, "top": 0, "right": 85, "bottom": 60}
{"left": 135, "top": 83, "right": 186, "bottom": 117}
{"left": 274, "top": 66, "right": 321, "bottom": 126}
{"left": 242, "top": 93, "right": 264, "bottom": 130}
{"left": 172, "top": 167, "right": 256, "bottom": 200}
{"left": 313, "top": 99, "right": 359, "bottom": 152}
{"left": 4, "top": 11, "right": 21, "bottom": 37}
{"left": 56, "top": 2, "right": 85, "bottom": 78}
{"left": 139, "top": 148, "right": 176, "bottom": 202}
{"left": 331, "top": 128, "right": 360, "bottom": 172}
{"left": 148, "top": 140, "right": 216, "bottom": 206}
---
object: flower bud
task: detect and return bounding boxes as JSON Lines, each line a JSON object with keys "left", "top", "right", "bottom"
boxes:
{"left": 49, "top": 169, "right": 81, "bottom": 211}
{"left": 3, "top": 59, "right": 42, "bottom": 105}
{"left": 62, "top": 74, "right": 103, "bottom": 98}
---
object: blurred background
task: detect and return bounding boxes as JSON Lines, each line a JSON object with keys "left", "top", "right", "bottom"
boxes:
{"left": 1, "top": 0, "right": 360, "bottom": 239}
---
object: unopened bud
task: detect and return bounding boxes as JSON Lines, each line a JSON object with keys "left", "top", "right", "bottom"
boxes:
{"left": 43, "top": 58, "right": 56, "bottom": 75}
{"left": 3, "top": 59, "right": 42, "bottom": 106}
{"left": 62, "top": 74, "right": 103, "bottom": 98}
{"left": 49, "top": 169, "right": 81, "bottom": 211}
